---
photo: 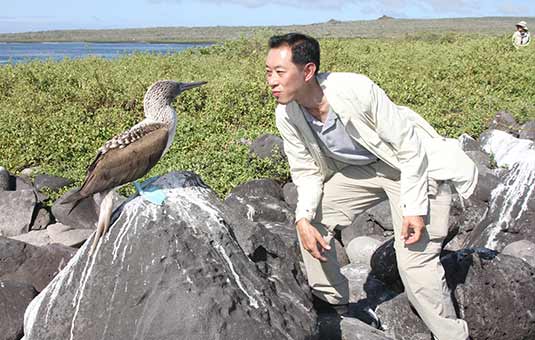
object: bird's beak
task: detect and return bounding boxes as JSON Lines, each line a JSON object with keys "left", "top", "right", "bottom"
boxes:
{"left": 180, "top": 81, "right": 207, "bottom": 92}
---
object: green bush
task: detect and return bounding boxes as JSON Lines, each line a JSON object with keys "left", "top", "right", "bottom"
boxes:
{"left": 0, "top": 34, "right": 534, "bottom": 201}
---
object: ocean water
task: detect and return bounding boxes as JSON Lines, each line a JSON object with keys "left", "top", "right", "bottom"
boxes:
{"left": 0, "top": 41, "right": 213, "bottom": 64}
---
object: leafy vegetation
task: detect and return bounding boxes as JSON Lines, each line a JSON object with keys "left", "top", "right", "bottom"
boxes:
{"left": 0, "top": 16, "right": 532, "bottom": 42}
{"left": 0, "top": 33, "right": 534, "bottom": 201}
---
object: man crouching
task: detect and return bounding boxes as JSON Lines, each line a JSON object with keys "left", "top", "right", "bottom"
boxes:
{"left": 265, "top": 33, "right": 477, "bottom": 340}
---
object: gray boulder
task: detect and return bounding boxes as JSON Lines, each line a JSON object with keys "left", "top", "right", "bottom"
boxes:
{"left": 369, "top": 238, "right": 403, "bottom": 292}
{"left": 317, "top": 313, "right": 394, "bottom": 340}
{"left": 249, "top": 134, "right": 286, "bottom": 160}
{"left": 14, "top": 176, "right": 34, "bottom": 191}
{"left": 445, "top": 195, "right": 488, "bottom": 251}
{"left": 0, "top": 237, "right": 75, "bottom": 292}
{"left": 519, "top": 120, "right": 535, "bottom": 141}
{"left": 218, "top": 193, "right": 299, "bottom": 259}
{"left": 9, "top": 223, "right": 93, "bottom": 248}
{"left": 34, "top": 174, "right": 72, "bottom": 192}
{"left": 30, "top": 206, "right": 53, "bottom": 230}
{"left": 51, "top": 189, "right": 125, "bottom": 230}
{"left": 47, "top": 223, "right": 95, "bottom": 247}
{"left": 0, "top": 190, "right": 36, "bottom": 237}
{"left": 469, "top": 130, "right": 535, "bottom": 250}
{"left": 246, "top": 222, "right": 310, "bottom": 309}
{"left": 342, "top": 213, "right": 389, "bottom": 246}
{"left": 282, "top": 182, "right": 298, "bottom": 211}
{"left": 20, "top": 167, "right": 39, "bottom": 178}
{"left": 470, "top": 171, "right": 500, "bottom": 203}
{"left": 0, "top": 280, "right": 37, "bottom": 340}
{"left": 51, "top": 189, "right": 98, "bottom": 230}
{"left": 443, "top": 248, "right": 535, "bottom": 340}
{"left": 454, "top": 149, "right": 500, "bottom": 203}
{"left": 366, "top": 201, "right": 393, "bottom": 231}
{"left": 0, "top": 166, "right": 10, "bottom": 191}
{"left": 342, "top": 263, "right": 372, "bottom": 302}
{"left": 226, "top": 182, "right": 307, "bottom": 280}
{"left": 488, "top": 111, "right": 519, "bottom": 136}
{"left": 341, "top": 263, "right": 396, "bottom": 308}
{"left": 464, "top": 150, "right": 492, "bottom": 173}
{"left": 256, "top": 221, "right": 298, "bottom": 251}
{"left": 228, "top": 178, "right": 284, "bottom": 200}
{"left": 9, "top": 229, "right": 50, "bottom": 247}
{"left": 411, "top": 334, "right": 433, "bottom": 340}
{"left": 377, "top": 248, "right": 535, "bottom": 340}
{"left": 23, "top": 172, "right": 315, "bottom": 340}
{"left": 334, "top": 235, "right": 350, "bottom": 268}
{"left": 340, "top": 317, "right": 394, "bottom": 340}
{"left": 346, "top": 236, "right": 383, "bottom": 266}
{"left": 224, "top": 179, "right": 294, "bottom": 225}
{"left": 458, "top": 133, "right": 480, "bottom": 152}
{"left": 501, "top": 239, "right": 535, "bottom": 268}
{"left": 375, "top": 293, "right": 429, "bottom": 339}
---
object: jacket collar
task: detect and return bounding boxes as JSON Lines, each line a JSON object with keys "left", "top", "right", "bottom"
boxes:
{"left": 316, "top": 73, "right": 352, "bottom": 126}
{"left": 286, "top": 72, "right": 351, "bottom": 126}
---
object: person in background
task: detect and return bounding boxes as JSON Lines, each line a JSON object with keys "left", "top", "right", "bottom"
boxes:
{"left": 265, "top": 33, "right": 478, "bottom": 340}
{"left": 512, "top": 21, "right": 530, "bottom": 48}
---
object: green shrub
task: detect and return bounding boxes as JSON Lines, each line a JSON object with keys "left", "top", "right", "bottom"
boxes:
{"left": 0, "top": 34, "right": 534, "bottom": 202}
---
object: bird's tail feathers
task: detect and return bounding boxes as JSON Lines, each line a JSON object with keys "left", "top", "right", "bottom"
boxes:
{"left": 60, "top": 189, "right": 85, "bottom": 215}
{"left": 61, "top": 189, "right": 84, "bottom": 204}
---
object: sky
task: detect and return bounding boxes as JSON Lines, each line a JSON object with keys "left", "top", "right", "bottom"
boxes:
{"left": 1, "top": 0, "right": 534, "bottom": 34}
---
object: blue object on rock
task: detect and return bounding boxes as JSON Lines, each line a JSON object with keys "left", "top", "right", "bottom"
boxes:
{"left": 133, "top": 177, "right": 166, "bottom": 205}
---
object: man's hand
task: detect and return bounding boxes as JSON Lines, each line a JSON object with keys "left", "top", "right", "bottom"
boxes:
{"left": 401, "top": 216, "right": 425, "bottom": 245}
{"left": 296, "top": 219, "right": 331, "bottom": 262}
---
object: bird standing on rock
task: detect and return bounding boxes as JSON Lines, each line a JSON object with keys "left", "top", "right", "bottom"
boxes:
{"left": 61, "top": 80, "right": 207, "bottom": 255}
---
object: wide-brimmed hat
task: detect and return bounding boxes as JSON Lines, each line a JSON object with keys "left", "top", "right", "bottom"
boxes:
{"left": 516, "top": 21, "right": 528, "bottom": 30}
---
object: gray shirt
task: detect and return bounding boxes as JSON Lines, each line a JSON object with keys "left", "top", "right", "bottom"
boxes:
{"left": 302, "top": 106, "right": 377, "bottom": 165}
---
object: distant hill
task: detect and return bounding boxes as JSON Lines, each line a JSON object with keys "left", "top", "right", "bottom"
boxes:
{"left": 0, "top": 16, "right": 532, "bottom": 43}
{"left": 377, "top": 15, "right": 395, "bottom": 20}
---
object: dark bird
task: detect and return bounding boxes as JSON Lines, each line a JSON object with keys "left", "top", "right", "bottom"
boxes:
{"left": 61, "top": 80, "right": 207, "bottom": 255}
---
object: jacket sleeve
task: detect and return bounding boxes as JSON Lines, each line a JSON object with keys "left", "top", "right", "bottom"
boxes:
{"left": 275, "top": 106, "right": 324, "bottom": 222}
{"left": 368, "top": 80, "right": 429, "bottom": 216}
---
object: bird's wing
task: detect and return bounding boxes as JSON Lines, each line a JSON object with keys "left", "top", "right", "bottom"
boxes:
{"left": 77, "top": 122, "right": 169, "bottom": 198}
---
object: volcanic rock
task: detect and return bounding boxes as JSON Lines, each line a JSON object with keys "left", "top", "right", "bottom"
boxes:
{"left": 23, "top": 172, "right": 315, "bottom": 340}
{"left": 0, "top": 190, "right": 36, "bottom": 237}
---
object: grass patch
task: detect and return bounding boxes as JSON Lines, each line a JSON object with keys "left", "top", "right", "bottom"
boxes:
{"left": 0, "top": 34, "right": 534, "bottom": 201}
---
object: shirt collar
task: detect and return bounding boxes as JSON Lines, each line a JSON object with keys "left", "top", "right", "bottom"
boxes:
{"left": 302, "top": 106, "right": 338, "bottom": 132}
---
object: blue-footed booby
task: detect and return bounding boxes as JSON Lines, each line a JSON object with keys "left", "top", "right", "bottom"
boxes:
{"left": 62, "top": 80, "right": 207, "bottom": 255}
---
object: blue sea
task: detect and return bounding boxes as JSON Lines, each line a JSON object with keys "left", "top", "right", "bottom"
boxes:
{"left": 0, "top": 42, "right": 213, "bottom": 64}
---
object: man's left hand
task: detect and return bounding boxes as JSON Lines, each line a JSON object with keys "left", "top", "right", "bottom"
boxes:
{"left": 401, "top": 216, "right": 425, "bottom": 245}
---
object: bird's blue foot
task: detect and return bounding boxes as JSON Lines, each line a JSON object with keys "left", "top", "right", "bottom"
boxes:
{"left": 133, "top": 177, "right": 167, "bottom": 205}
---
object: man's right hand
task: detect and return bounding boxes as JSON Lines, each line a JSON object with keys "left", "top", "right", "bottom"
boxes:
{"left": 296, "top": 218, "right": 331, "bottom": 262}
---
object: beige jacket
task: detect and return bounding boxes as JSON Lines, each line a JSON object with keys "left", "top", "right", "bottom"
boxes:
{"left": 512, "top": 31, "right": 531, "bottom": 48}
{"left": 275, "top": 72, "right": 478, "bottom": 222}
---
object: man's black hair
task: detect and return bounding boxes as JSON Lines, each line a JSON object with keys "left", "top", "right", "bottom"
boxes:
{"left": 268, "top": 33, "right": 320, "bottom": 74}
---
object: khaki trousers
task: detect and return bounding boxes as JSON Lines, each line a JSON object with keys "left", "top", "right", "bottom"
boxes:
{"left": 299, "top": 161, "right": 469, "bottom": 340}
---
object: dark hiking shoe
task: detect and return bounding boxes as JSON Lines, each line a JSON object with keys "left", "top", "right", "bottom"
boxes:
{"left": 312, "top": 296, "right": 349, "bottom": 316}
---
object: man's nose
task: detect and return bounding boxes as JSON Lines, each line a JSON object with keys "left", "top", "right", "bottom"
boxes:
{"left": 267, "top": 74, "right": 278, "bottom": 87}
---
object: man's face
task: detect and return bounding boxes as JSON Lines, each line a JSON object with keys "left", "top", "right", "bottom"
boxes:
{"left": 265, "top": 45, "right": 306, "bottom": 105}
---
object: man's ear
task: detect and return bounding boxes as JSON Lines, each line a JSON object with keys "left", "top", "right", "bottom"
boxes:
{"left": 303, "top": 62, "right": 317, "bottom": 82}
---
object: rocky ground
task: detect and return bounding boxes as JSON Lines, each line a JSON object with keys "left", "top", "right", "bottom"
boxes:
{"left": 0, "top": 112, "right": 534, "bottom": 340}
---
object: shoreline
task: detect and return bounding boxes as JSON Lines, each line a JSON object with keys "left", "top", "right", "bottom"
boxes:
{"left": 0, "top": 40, "right": 218, "bottom": 44}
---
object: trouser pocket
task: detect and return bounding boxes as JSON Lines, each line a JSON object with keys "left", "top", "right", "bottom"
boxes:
{"left": 427, "top": 181, "right": 452, "bottom": 240}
